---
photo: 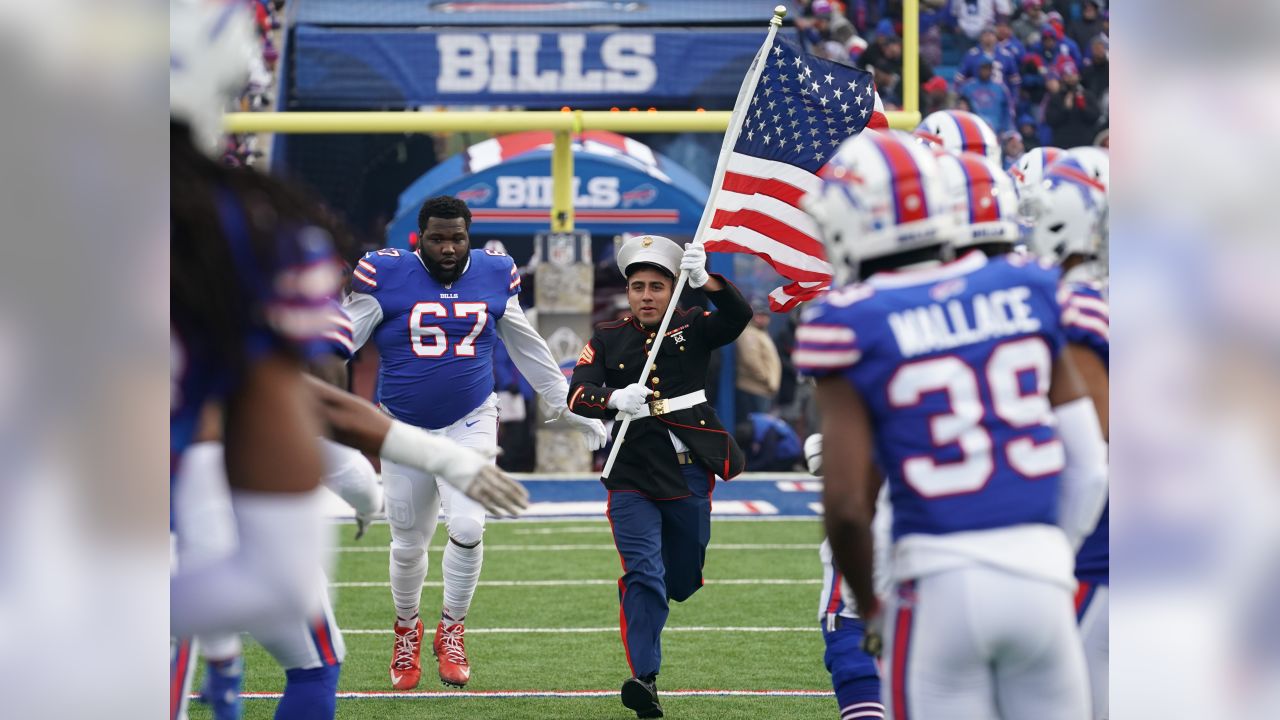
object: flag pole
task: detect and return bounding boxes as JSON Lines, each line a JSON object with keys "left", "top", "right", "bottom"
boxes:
{"left": 601, "top": 5, "right": 787, "bottom": 479}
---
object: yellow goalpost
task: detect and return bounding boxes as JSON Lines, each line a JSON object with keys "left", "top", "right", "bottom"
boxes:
{"left": 223, "top": 1, "right": 921, "bottom": 234}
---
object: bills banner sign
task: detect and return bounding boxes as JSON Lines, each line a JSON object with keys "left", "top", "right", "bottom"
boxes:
{"left": 291, "top": 28, "right": 764, "bottom": 109}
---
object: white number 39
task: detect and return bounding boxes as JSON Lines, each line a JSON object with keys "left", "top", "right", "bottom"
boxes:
{"left": 887, "top": 337, "right": 1064, "bottom": 497}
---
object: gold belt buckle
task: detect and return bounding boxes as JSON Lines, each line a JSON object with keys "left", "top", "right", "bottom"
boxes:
{"left": 648, "top": 398, "right": 668, "bottom": 415}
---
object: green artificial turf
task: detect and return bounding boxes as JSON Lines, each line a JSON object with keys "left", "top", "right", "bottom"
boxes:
{"left": 187, "top": 519, "right": 838, "bottom": 719}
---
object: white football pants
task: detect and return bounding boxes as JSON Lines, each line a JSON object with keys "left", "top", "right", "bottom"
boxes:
{"left": 1077, "top": 584, "right": 1109, "bottom": 720}
{"left": 883, "top": 565, "right": 1091, "bottom": 720}
{"left": 172, "top": 443, "right": 346, "bottom": 671}
{"left": 382, "top": 394, "right": 497, "bottom": 621}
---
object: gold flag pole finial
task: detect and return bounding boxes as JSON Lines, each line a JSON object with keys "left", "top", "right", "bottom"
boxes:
{"left": 772, "top": 5, "right": 787, "bottom": 25}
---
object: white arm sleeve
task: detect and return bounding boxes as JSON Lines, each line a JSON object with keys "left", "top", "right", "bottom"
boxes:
{"left": 1054, "top": 397, "right": 1109, "bottom": 551}
{"left": 342, "top": 292, "right": 384, "bottom": 352}
{"left": 495, "top": 295, "right": 572, "bottom": 419}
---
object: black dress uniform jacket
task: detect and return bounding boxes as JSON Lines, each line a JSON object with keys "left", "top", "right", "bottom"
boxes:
{"left": 568, "top": 275, "right": 753, "bottom": 498}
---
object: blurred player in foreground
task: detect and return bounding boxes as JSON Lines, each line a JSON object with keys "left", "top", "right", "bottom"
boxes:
{"left": 796, "top": 130, "right": 1108, "bottom": 719}
{"left": 170, "top": 3, "right": 524, "bottom": 717}
{"left": 344, "top": 195, "right": 607, "bottom": 689}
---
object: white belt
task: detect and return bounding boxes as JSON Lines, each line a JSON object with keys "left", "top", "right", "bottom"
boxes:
{"left": 628, "top": 390, "right": 707, "bottom": 419}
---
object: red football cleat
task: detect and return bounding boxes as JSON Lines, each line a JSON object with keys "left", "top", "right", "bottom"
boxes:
{"left": 389, "top": 619, "right": 423, "bottom": 690}
{"left": 433, "top": 621, "right": 471, "bottom": 687}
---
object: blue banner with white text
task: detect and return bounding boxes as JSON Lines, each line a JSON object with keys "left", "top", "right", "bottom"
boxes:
{"left": 289, "top": 27, "right": 769, "bottom": 109}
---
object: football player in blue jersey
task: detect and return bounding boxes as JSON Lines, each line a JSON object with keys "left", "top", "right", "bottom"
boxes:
{"left": 170, "top": 5, "right": 526, "bottom": 716}
{"left": 1031, "top": 152, "right": 1111, "bottom": 720}
{"left": 803, "top": 434, "right": 888, "bottom": 720}
{"left": 343, "top": 195, "right": 608, "bottom": 689}
{"left": 171, "top": 0, "right": 339, "bottom": 665}
{"left": 796, "top": 130, "right": 1109, "bottom": 719}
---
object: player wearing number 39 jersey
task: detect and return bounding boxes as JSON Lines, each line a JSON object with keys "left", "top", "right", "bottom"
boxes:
{"left": 798, "top": 131, "right": 1108, "bottom": 720}
{"left": 343, "top": 196, "right": 606, "bottom": 691}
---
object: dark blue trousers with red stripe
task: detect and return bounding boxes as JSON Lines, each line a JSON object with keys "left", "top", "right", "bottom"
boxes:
{"left": 606, "top": 463, "right": 713, "bottom": 679}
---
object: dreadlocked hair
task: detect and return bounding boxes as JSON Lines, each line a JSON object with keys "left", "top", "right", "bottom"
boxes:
{"left": 171, "top": 121, "right": 357, "bottom": 370}
{"left": 417, "top": 195, "right": 472, "bottom": 233}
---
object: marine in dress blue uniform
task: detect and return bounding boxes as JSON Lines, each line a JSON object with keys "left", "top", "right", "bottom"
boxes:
{"left": 568, "top": 235, "right": 751, "bottom": 718}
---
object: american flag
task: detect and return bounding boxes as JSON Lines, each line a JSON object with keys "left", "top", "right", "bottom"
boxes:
{"left": 703, "top": 36, "right": 887, "bottom": 312}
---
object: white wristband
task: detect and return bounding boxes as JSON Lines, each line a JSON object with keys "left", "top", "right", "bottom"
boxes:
{"left": 379, "top": 420, "right": 452, "bottom": 476}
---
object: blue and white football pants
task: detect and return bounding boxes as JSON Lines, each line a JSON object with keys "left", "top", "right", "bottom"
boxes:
{"left": 883, "top": 566, "right": 1091, "bottom": 720}
{"left": 821, "top": 615, "right": 885, "bottom": 719}
{"left": 171, "top": 442, "right": 345, "bottom": 720}
{"left": 382, "top": 394, "right": 498, "bottom": 622}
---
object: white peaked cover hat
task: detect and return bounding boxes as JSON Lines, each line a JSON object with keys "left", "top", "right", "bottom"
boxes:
{"left": 616, "top": 235, "right": 683, "bottom": 278}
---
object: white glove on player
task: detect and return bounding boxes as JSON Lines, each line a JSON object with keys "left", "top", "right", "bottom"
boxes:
{"left": 804, "top": 433, "right": 824, "bottom": 476}
{"left": 445, "top": 460, "right": 530, "bottom": 519}
{"left": 607, "top": 383, "right": 653, "bottom": 416}
{"left": 380, "top": 421, "right": 529, "bottom": 517}
{"left": 680, "top": 243, "right": 710, "bottom": 289}
{"left": 561, "top": 411, "right": 608, "bottom": 451}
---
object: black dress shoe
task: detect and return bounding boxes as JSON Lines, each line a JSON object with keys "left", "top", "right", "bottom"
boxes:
{"left": 621, "top": 675, "right": 664, "bottom": 718}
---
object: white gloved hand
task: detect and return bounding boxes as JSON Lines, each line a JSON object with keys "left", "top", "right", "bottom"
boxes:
{"left": 562, "top": 411, "right": 608, "bottom": 451}
{"left": 380, "top": 421, "right": 529, "bottom": 517}
{"left": 452, "top": 462, "right": 530, "bottom": 519}
{"left": 607, "top": 383, "right": 653, "bottom": 416}
{"left": 804, "top": 433, "right": 824, "bottom": 476}
{"left": 680, "top": 243, "right": 710, "bottom": 289}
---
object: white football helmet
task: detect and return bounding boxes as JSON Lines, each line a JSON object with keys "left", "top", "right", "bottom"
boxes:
{"left": 1063, "top": 146, "right": 1109, "bottom": 282}
{"left": 1011, "top": 146, "right": 1065, "bottom": 225}
{"left": 915, "top": 110, "right": 1002, "bottom": 165}
{"left": 804, "top": 130, "right": 954, "bottom": 286}
{"left": 170, "top": 0, "right": 260, "bottom": 156}
{"left": 1027, "top": 156, "right": 1106, "bottom": 267}
{"left": 935, "top": 151, "right": 1023, "bottom": 250}
{"left": 1064, "top": 146, "right": 1110, "bottom": 192}
{"left": 1009, "top": 146, "right": 1065, "bottom": 197}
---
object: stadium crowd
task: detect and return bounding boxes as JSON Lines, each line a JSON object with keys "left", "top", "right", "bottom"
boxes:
{"left": 797, "top": 0, "right": 1110, "bottom": 161}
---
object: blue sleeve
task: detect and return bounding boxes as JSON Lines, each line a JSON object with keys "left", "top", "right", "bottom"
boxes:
{"left": 499, "top": 253, "right": 522, "bottom": 298}
{"left": 1059, "top": 283, "right": 1109, "bottom": 367}
{"left": 351, "top": 248, "right": 406, "bottom": 296}
{"left": 793, "top": 285, "right": 874, "bottom": 379}
{"left": 956, "top": 51, "right": 975, "bottom": 83}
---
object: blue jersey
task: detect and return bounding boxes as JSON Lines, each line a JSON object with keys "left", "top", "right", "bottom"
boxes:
{"left": 171, "top": 188, "right": 341, "bottom": 478}
{"left": 351, "top": 247, "right": 521, "bottom": 429}
{"left": 797, "top": 253, "right": 1068, "bottom": 540}
{"left": 1061, "top": 280, "right": 1110, "bottom": 584}
{"left": 1059, "top": 281, "right": 1109, "bottom": 369}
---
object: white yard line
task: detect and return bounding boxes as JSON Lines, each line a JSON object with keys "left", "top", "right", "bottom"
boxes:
{"left": 335, "top": 516, "right": 821, "bottom": 525}
{"left": 206, "top": 689, "right": 834, "bottom": 700}
{"left": 330, "top": 578, "right": 820, "bottom": 588}
{"left": 511, "top": 526, "right": 613, "bottom": 535}
{"left": 335, "top": 543, "right": 813, "bottom": 552}
{"left": 338, "top": 626, "right": 817, "bottom": 635}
